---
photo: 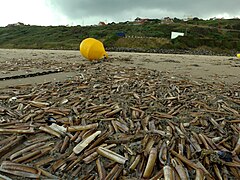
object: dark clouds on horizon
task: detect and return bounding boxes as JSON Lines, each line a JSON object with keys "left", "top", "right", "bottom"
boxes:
{"left": 49, "top": 0, "right": 240, "bottom": 24}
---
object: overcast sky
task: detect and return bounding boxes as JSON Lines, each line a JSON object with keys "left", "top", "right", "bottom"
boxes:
{"left": 0, "top": 0, "right": 240, "bottom": 26}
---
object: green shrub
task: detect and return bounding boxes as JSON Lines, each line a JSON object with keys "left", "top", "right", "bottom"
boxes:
{"left": 103, "top": 34, "right": 120, "bottom": 47}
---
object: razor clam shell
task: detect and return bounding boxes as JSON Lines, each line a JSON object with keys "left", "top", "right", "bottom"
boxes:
{"left": 0, "top": 59, "right": 239, "bottom": 179}
{"left": 73, "top": 131, "right": 101, "bottom": 154}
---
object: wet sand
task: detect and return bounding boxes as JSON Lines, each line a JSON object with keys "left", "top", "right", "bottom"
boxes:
{"left": 0, "top": 49, "right": 239, "bottom": 88}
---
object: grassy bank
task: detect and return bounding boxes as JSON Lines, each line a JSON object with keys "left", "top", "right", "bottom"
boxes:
{"left": 0, "top": 18, "right": 240, "bottom": 54}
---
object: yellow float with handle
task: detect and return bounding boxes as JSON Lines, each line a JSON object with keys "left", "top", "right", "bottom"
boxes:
{"left": 237, "top": 53, "right": 240, "bottom": 58}
{"left": 80, "top": 38, "right": 108, "bottom": 61}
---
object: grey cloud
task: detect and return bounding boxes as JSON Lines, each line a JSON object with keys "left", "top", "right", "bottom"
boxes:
{"left": 48, "top": 0, "right": 240, "bottom": 23}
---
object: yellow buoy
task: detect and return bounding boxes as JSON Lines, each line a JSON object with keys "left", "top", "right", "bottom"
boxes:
{"left": 80, "top": 38, "right": 108, "bottom": 61}
{"left": 237, "top": 54, "right": 240, "bottom": 58}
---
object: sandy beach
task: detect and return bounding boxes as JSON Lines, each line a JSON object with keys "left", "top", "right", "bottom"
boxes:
{"left": 0, "top": 48, "right": 239, "bottom": 179}
{"left": 0, "top": 48, "right": 239, "bottom": 88}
